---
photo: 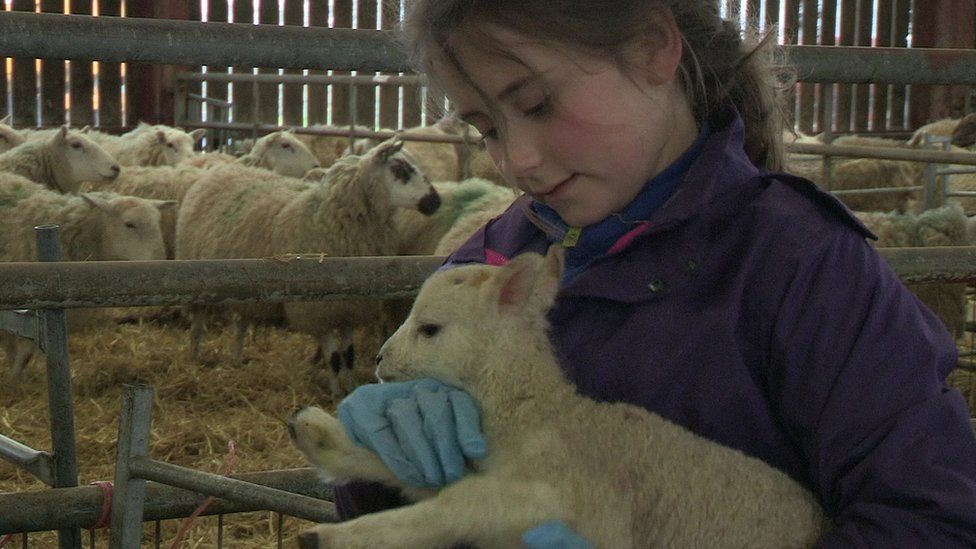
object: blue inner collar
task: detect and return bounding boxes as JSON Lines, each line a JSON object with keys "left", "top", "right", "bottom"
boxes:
{"left": 533, "top": 122, "right": 710, "bottom": 284}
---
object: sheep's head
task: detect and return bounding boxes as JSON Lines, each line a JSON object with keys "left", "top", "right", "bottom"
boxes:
{"left": 376, "top": 246, "right": 563, "bottom": 389}
{"left": 84, "top": 193, "right": 174, "bottom": 260}
{"left": 366, "top": 138, "right": 441, "bottom": 216}
{"left": 253, "top": 130, "right": 320, "bottom": 178}
{"left": 51, "top": 126, "right": 121, "bottom": 185}
{"left": 150, "top": 126, "right": 204, "bottom": 166}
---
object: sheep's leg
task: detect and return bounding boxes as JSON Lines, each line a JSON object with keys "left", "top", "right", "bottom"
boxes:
{"left": 230, "top": 313, "right": 247, "bottom": 364}
{"left": 298, "top": 476, "right": 565, "bottom": 549}
{"left": 316, "top": 332, "right": 343, "bottom": 398}
{"left": 187, "top": 306, "right": 206, "bottom": 360}
{"left": 337, "top": 326, "right": 357, "bottom": 394}
{"left": 11, "top": 338, "right": 36, "bottom": 376}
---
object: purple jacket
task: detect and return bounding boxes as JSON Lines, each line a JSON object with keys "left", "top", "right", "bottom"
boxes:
{"left": 336, "top": 108, "right": 976, "bottom": 546}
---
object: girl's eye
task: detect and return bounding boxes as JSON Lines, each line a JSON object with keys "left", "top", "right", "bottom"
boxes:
{"left": 418, "top": 324, "right": 441, "bottom": 338}
{"left": 524, "top": 100, "right": 551, "bottom": 118}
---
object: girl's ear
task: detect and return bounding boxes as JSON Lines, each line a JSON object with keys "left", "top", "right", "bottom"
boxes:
{"left": 640, "top": 7, "right": 684, "bottom": 86}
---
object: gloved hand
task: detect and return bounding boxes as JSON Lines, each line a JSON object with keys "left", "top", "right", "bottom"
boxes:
{"left": 337, "top": 378, "right": 487, "bottom": 488}
{"left": 522, "top": 521, "right": 595, "bottom": 549}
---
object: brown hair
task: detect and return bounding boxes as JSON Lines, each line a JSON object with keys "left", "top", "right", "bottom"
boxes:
{"left": 400, "top": 0, "right": 792, "bottom": 171}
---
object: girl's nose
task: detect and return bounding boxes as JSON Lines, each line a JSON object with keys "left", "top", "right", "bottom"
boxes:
{"left": 500, "top": 129, "right": 543, "bottom": 180}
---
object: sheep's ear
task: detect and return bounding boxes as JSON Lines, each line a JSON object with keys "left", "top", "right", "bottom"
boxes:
{"left": 80, "top": 125, "right": 92, "bottom": 134}
{"left": 189, "top": 128, "right": 207, "bottom": 145}
{"left": 0, "top": 114, "right": 9, "bottom": 125}
{"left": 494, "top": 253, "right": 546, "bottom": 312}
{"left": 57, "top": 125, "right": 70, "bottom": 141}
{"left": 153, "top": 199, "right": 178, "bottom": 211}
{"left": 377, "top": 138, "right": 404, "bottom": 162}
{"left": 81, "top": 194, "right": 107, "bottom": 210}
{"left": 156, "top": 130, "right": 167, "bottom": 143}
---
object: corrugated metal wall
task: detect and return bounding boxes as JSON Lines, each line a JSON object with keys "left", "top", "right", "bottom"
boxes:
{"left": 0, "top": 0, "right": 932, "bottom": 134}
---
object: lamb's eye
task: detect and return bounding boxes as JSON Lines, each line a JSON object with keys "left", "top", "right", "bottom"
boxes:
{"left": 418, "top": 324, "right": 440, "bottom": 338}
{"left": 282, "top": 142, "right": 292, "bottom": 149}
{"left": 124, "top": 222, "right": 136, "bottom": 229}
{"left": 70, "top": 142, "right": 83, "bottom": 150}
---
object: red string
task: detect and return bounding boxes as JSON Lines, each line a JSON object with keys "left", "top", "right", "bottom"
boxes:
{"left": 88, "top": 481, "right": 114, "bottom": 530}
{"left": 169, "top": 441, "right": 238, "bottom": 549}
{"left": 0, "top": 534, "right": 12, "bottom": 548}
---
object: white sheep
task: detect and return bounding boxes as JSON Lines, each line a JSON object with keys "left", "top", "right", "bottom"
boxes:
{"left": 80, "top": 164, "right": 210, "bottom": 259}
{"left": 289, "top": 247, "right": 827, "bottom": 549}
{"left": 855, "top": 204, "right": 968, "bottom": 338}
{"left": 184, "top": 130, "right": 320, "bottom": 178}
{"left": 0, "top": 126, "right": 120, "bottom": 193}
{"left": 176, "top": 139, "right": 440, "bottom": 395}
{"left": 293, "top": 124, "right": 374, "bottom": 168}
{"left": 92, "top": 123, "right": 206, "bottom": 167}
{"left": 0, "top": 172, "right": 173, "bottom": 374}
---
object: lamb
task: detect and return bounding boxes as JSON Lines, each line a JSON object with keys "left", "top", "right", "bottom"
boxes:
{"left": 175, "top": 138, "right": 440, "bottom": 395}
{"left": 80, "top": 164, "right": 210, "bottom": 259}
{"left": 855, "top": 204, "right": 968, "bottom": 338}
{"left": 0, "top": 116, "right": 26, "bottom": 154}
{"left": 0, "top": 126, "right": 120, "bottom": 193}
{"left": 182, "top": 130, "right": 320, "bottom": 178}
{"left": 289, "top": 246, "right": 827, "bottom": 549}
{"left": 0, "top": 172, "right": 172, "bottom": 374}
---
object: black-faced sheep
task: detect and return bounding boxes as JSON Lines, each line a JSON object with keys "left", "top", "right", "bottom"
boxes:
{"left": 289, "top": 247, "right": 827, "bottom": 548}
{"left": 0, "top": 173, "right": 173, "bottom": 374}
{"left": 0, "top": 126, "right": 120, "bottom": 193}
{"left": 175, "top": 139, "right": 440, "bottom": 395}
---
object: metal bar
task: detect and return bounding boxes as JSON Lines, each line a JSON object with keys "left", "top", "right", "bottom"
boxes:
{"left": 830, "top": 186, "right": 925, "bottom": 195}
{"left": 0, "top": 12, "right": 407, "bottom": 72}
{"left": 0, "top": 468, "right": 331, "bottom": 534}
{"left": 0, "top": 434, "right": 54, "bottom": 487}
{"left": 788, "top": 142, "right": 976, "bottom": 165}
{"left": 35, "top": 226, "right": 81, "bottom": 549}
{"left": 0, "top": 256, "right": 446, "bottom": 310}
{"left": 880, "top": 247, "right": 976, "bottom": 284}
{"left": 128, "top": 457, "right": 338, "bottom": 524}
{"left": 182, "top": 120, "right": 478, "bottom": 144}
{"left": 0, "top": 310, "right": 39, "bottom": 343}
{"left": 1, "top": 12, "right": 975, "bottom": 84}
{"left": 186, "top": 93, "right": 234, "bottom": 109}
{"left": 789, "top": 45, "right": 976, "bottom": 84}
{"left": 109, "top": 384, "right": 153, "bottom": 549}
{"left": 176, "top": 71, "right": 424, "bottom": 87}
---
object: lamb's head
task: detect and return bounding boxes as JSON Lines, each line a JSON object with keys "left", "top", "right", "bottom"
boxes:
{"left": 50, "top": 126, "right": 121, "bottom": 186}
{"left": 147, "top": 126, "right": 205, "bottom": 166}
{"left": 364, "top": 138, "right": 441, "bottom": 216}
{"left": 952, "top": 113, "right": 976, "bottom": 149}
{"left": 376, "top": 246, "right": 563, "bottom": 390}
{"left": 252, "top": 130, "right": 320, "bottom": 178}
{"left": 83, "top": 194, "right": 174, "bottom": 260}
{"left": 0, "top": 122, "right": 26, "bottom": 154}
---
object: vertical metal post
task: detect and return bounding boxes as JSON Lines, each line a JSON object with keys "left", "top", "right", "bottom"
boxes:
{"left": 35, "top": 225, "right": 81, "bottom": 549}
{"left": 109, "top": 384, "right": 154, "bottom": 549}
{"left": 820, "top": 87, "right": 835, "bottom": 190}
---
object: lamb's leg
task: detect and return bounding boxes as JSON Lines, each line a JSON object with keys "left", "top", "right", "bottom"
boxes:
{"left": 288, "top": 406, "right": 431, "bottom": 499}
{"left": 230, "top": 314, "right": 247, "bottom": 364}
{"left": 11, "top": 338, "right": 36, "bottom": 376}
{"left": 315, "top": 332, "right": 343, "bottom": 398}
{"left": 298, "top": 476, "right": 566, "bottom": 549}
{"left": 186, "top": 306, "right": 205, "bottom": 360}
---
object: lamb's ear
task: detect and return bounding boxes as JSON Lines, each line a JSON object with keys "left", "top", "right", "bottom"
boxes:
{"left": 153, "top": 199, "right": 178, "bottom": 211}
{"left": 156, "top": 130, "right": 167, "bottom": 143}
{"left": 189, "top": 128, "right": 207, "bottom": 145}
{"left": 0, "top": 114, "right": 9, "bottom": 125}
{"left": 376, "top": 137, "right": 404, "bottom": 162}
{"left": 80, "top": 125, "right": 92, "bottom": 134}
{"left": 494, "top": 253, "right": 545, "bottom": 312}
{"left": 56, "top": 125, "right": 70, "bottom": 141}
{"left": 535, "top": 245, "right": 564, "bottom": 307}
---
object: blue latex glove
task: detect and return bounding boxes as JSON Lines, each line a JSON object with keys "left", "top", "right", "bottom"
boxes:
{"left": 337, "top": 378, "right": 487, "bottom": 488}
{"left": 523, "top": 521, "right": 595, "bottom": 549}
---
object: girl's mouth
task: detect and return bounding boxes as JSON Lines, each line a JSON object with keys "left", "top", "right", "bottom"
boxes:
{"left": 538, "top": 174, "right": 578, "bottom": 201}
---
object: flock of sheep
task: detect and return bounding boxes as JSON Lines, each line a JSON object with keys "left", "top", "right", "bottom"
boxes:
{"left": 1, "top": 110, "right": 976, "bottom": 391}
{"left": 0, "top": 115, "right": 517, "bottom": 394}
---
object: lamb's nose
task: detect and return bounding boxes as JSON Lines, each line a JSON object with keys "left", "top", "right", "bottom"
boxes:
{"left": 111, "top": 164, "right": 121, "bottom": 174}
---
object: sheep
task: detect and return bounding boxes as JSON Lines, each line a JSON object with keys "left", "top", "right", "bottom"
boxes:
{"left": 175, "top": 138, "right": 440, "bottom": 395}
{"left": 80, "top": 164, "right": 210, "bottom": 259}
{"left": 184, "top": 130, "right": 320, "bottom": 177}
{"left": 0, "top": 126, "right": 120, "bottom": 193}
{"left": 950, "top": 113, "right": 976, "bottom": 149}
{"left": 293, "top": 124, "right": 374, "bottom": 168}
{"left": 0, "top": 118, "right": 26, "bottom": 154}
{"left": 855, "top": 204, "right": 968, "bottom": 338}
{"left": 0, "top": 172, "right": 173, "bottom": 374}
{"left": 289, "top": 246, "right": 827, "bottom": 549}
{"left": 92, "top": 123, "right": 206, "bottom": 167}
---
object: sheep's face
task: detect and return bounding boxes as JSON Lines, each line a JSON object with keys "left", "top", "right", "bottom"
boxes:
{"left": 258, "top": 131, "right": 320, "bottom": 178}
{"left": 52, "top": 127, "right": 121, "bottom": 183}
{"left": 372, "top": 144, "right": 441, "bottom": 216}
{"left": 86, "top": 195, "right": 174, "bottom": 260}
{"left": 376, "top": 248, "right": 563, "bottom": 389}
{"left": 153, "top": 128, "right": 198, "bottom": 166}
{"left": 0, "top": 124, "right": 26, "bottom": 154}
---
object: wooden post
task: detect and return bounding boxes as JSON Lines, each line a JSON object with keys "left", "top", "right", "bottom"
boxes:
{"left": 282, "top": 0, "right": 305, "bottom": 127}
{"left": 68, "top": 0, "right": 95, "bottom": 127}
{"left": 39, "top": 1, "right": 66, "bottom": 128}
{"left": 910, "top": 0, "right": 976, "bottom": 127}
{"left": 98, "top": 0, "right": 124, "bottom": 130}
{"left": 10, "top": 0, "right": 37, "bottom": 128}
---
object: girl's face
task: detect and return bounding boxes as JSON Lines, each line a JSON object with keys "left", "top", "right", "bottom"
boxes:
{"left": 435, "top": 25, "right": 697, "bottom": 227}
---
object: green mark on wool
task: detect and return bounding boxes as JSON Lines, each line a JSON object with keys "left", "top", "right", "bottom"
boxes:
{"left": 0, "top": 181, "right": 33, "bottom": 210}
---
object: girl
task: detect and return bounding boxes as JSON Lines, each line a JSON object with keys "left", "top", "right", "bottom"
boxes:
{"left": 334, "top": 1, "right": 976, "bottom": 546}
